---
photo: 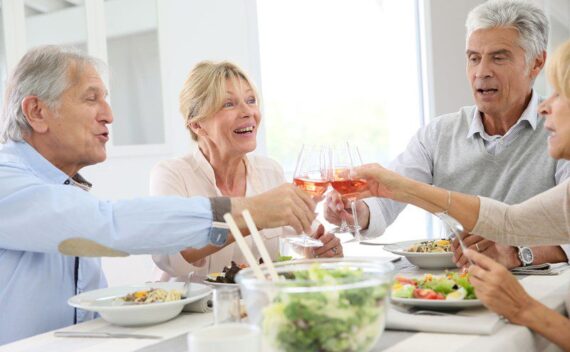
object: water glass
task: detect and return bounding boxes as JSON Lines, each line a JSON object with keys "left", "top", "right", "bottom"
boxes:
{"left": 213, "top": 287, "right": 241, "bottom": 324}
{"left": 187, "top": 323, "right": 261, "bottom": 352}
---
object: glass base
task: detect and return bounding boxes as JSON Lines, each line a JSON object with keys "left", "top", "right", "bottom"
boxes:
{"left": 329, "top": 224, "right": 361, "bottom": 234}
{"left": 283, "top": 234, "right": 323, "bottom": 248}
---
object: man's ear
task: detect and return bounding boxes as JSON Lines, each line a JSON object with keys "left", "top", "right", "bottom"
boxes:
{"left": 189, "top": 121, "right": 207, "bottom": 137}
{"left": 21, "top": 96, "right": 50, "bottom": 134}
{"left": 530, "top": 51, "right": 547, "bottom": 79}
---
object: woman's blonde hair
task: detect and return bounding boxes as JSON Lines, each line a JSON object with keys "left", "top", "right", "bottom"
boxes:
{"left": 179, "top": 61, "right": 259, "bottom": 141}
{"left": 547, "top": 40, "right": 570, "bottom": 100}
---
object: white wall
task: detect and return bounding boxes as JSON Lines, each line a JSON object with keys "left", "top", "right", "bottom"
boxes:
{"left": 65, "top": 0, "right": 570, "bottom": 287}
{"left": 80, "top": 0, "right": 262, "bottom": 287}
{"left": 425, "top": 0, "right": 484, "bottom": 119}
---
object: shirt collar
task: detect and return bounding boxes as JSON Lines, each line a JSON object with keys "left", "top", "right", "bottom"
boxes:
{"left": 467, "top": 90, "right": 539, "bottom": 139}
{"left": 13, "top": 140, "right": 91, "bottom": 189}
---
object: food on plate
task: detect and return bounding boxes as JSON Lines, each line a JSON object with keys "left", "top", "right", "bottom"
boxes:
{"left": 391, "top": 272, "right": 476, "bottom": 301}
{"left": 119, "top": 288, "right": 183, "bottom": 304}
{"left": 208, "top": 257, "right": 293, "bottom": 284}
{"left": 406, "top": 239, "right": 451, "bottom": 253}
{"left": 262, "top": 264, "right": 387, "bottom": 352}
{"left": 206, "top": 261, "right": 248, "bottom": 284}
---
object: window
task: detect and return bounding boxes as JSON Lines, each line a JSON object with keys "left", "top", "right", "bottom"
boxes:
{"left": 257, "top": 0, "right": 431, "bottom": 242}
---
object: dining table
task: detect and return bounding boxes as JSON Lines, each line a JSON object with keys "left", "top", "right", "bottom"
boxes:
{"left": 1, "top": 242, "right": 569, "bottom": 352}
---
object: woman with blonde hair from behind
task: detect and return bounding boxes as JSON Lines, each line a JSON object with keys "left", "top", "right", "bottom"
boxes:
{"left": 151, "top": 61, "right": 343, "bottom": 282}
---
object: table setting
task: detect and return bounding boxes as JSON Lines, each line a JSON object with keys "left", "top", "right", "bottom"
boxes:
{"left": 3, "top": 207, "right": 570, "bottom": 352}
{"left": 2, "top": 146, "right": 570, "bottom": 352}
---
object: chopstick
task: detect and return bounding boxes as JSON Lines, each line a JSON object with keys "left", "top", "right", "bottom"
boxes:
{"left": 223, "top": 213, "right": 265, "bottom": 281}
{"left": 242, "top": 210, "right": 280, "bottom": 281}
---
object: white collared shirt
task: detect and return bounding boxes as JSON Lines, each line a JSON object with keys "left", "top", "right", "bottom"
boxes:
{"left": 467, "top": 91, "right": 540, "bottom": 155}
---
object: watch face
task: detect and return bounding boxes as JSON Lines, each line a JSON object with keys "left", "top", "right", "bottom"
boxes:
{"left": 209, "top": 228, "right": 228, "bottom": 246}
{"left": 521, "top": 247, "right": 533, "bottom": 264}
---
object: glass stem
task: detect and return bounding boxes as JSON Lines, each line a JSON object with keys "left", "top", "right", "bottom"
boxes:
{"left": 350, "top": 198, "right": 361, "bottom": 241}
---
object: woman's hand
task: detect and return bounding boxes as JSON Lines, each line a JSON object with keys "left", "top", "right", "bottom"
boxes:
{"left": 323, "top": 191, "right": 371, "bottom": 230}
{"left": 304, "top": 225, "right": 343, "bottom": 258}
{"left": 350, "top": 163, "right": 407, "bottom": 200}
{"left": 464, "top": 249, "right": 537, "bottom": 324}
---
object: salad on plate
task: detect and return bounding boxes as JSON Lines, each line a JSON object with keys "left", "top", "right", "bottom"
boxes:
{"left": 391, "top": 272, "right": 477, "bottom": 301}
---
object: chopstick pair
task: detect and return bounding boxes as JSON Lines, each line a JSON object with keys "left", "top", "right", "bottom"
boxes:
{"left": 223, "top": 210, "right": 280, "bottom": 281}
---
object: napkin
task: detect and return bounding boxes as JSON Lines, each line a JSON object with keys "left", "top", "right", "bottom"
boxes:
{"left": 386, "top": 305, "right": 504, "bottom": 335}
{"left": 510, "top": 263, "right": 570, "bottom": 275}
{"left": 183, "top": 295, "right": 213, "bottom": 313}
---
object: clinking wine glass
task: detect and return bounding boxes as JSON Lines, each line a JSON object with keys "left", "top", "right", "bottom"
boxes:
{"left": 287, "top": 144, "right": 329, "bottom": 248}
{"left": 329, "top": 142, "right": 367, "bottom": 241}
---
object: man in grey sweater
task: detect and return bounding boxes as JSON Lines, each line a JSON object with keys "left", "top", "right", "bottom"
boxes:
{"left": 325, "top": 0, "right": 570, "bottom": 268}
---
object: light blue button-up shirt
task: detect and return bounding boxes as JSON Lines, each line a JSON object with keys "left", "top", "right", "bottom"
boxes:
{"left": 0, "top": 141, "right": 216, "bottom": 345}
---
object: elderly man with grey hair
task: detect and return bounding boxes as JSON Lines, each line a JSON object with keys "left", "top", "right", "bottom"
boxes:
{"left": 326, "top": 0, "right": 570, "bottom": 268}
{"left": 0, "top": 46, "right": 316, "bottom": 345}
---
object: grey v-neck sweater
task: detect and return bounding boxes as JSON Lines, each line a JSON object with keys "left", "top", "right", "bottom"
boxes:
{"left": 432, "top": 105, "right": 559, "bottom": 204}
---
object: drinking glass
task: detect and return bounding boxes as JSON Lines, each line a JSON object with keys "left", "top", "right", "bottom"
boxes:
{"left": 213, "top": 287, "right": 241, "bottom": 324}
{"left": 329, "top": 142, "right": 367, "bottom": 241}
{"left": 286, "top": 144, "right": 330, "bottom": 248}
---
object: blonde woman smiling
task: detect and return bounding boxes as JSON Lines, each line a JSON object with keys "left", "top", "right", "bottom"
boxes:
{"left": 151, "top": 61, "right": 342, "bottom": 282}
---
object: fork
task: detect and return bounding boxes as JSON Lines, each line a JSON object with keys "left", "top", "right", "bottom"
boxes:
{"left": 183, "top": 272, "right": 194, "bottom": 298}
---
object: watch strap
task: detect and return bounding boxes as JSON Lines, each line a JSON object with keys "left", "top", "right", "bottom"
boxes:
{"left": 210, "top": 197, "right": 231, "bottom": 222}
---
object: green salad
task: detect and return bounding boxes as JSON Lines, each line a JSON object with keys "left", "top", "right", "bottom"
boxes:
{"left": 261, "top": 264, "right": 388, "bottom": 352}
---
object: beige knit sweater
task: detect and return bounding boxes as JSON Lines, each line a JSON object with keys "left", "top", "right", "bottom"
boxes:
{"left": 473, "top": 179, "right": 570, "bottom": 246}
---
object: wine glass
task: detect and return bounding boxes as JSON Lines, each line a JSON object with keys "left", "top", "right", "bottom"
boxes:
{"left": 286, "top": 144, "right": 330, "bottom": 248}
{"left": 329, "top": 142, "right": 367, "bottom": 241}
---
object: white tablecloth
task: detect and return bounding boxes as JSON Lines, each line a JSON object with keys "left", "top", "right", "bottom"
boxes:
{"left": 1, "top": 254, "right": 569, "bottom": 352}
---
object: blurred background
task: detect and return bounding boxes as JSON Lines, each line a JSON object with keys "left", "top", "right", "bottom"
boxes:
{"left": 0, "top": 0, "right": 568, "bottom": 286}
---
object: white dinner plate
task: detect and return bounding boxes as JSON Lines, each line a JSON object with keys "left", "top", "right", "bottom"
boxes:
{"left": 68, "top": 282, "right": 212, "bottom": 326}
{"left": 202, "top": 279, "right": 238, "bottom": 288}
{"left": 203, "top": 272, "right": 239, "bottom": 287}
{"left": 390, "top": 296, "right": 483, "bottom": 309}
{"left": 383, "top": 240, "right": 456, "bottom": 269}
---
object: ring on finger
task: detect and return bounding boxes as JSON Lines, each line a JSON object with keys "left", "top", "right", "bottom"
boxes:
{"left": 332, "top": 247, "right": 338, "bottom": 254}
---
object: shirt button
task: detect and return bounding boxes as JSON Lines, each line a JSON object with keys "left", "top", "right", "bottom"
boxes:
{"left": 64, "top": 180, "right": 70, "bottom": 185}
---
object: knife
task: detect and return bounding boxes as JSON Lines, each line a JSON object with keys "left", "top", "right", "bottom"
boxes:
{"left": 54, "top": 331, "right": 162, "bottom": 339}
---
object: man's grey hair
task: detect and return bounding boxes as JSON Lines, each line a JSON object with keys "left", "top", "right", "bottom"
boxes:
{"left": 466, "top": 0, "right": 549, "bottom": 65}
{"left": 0, "top": 45, "right": 104, "bottom": 143}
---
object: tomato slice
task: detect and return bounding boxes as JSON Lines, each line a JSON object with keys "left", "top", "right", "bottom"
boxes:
{"left": 413, "top": 288, "right": 445, "bottom": 300}
{"left": 395, "top": 276, "right": 417, "bottom": 286}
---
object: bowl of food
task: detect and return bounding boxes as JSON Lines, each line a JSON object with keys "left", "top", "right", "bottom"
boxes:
{"left": 236, "top": 258, "right": 394, "bottom": 352}
{"left": 383, "top": 239, "right": 456, "bottom": 269}
{"left": 68, "top": 282, "right": 212, "bottom": 326}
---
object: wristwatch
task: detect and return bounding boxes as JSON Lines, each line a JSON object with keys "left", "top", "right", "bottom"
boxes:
{"left": 516, "top": 246, "right": 534, "bottom": 267}
{"left": 208, "top": 227, "right": 229, "bottom": 247}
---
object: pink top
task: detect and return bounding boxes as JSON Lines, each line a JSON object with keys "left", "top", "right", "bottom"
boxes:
{"left": 150, "top": 147, "right": 286, "bottom": 281}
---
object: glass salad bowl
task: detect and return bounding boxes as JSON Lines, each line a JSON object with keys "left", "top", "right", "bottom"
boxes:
{"left": 236, "top": 258, "right": 394, "bottom": 352}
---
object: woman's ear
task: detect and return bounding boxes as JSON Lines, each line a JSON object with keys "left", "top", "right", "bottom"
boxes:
{"left": 21, "top": 96, "right": 49, "bottom": 134}
{"left": 189, "top": 121, "right": 207, "bottom": 137}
